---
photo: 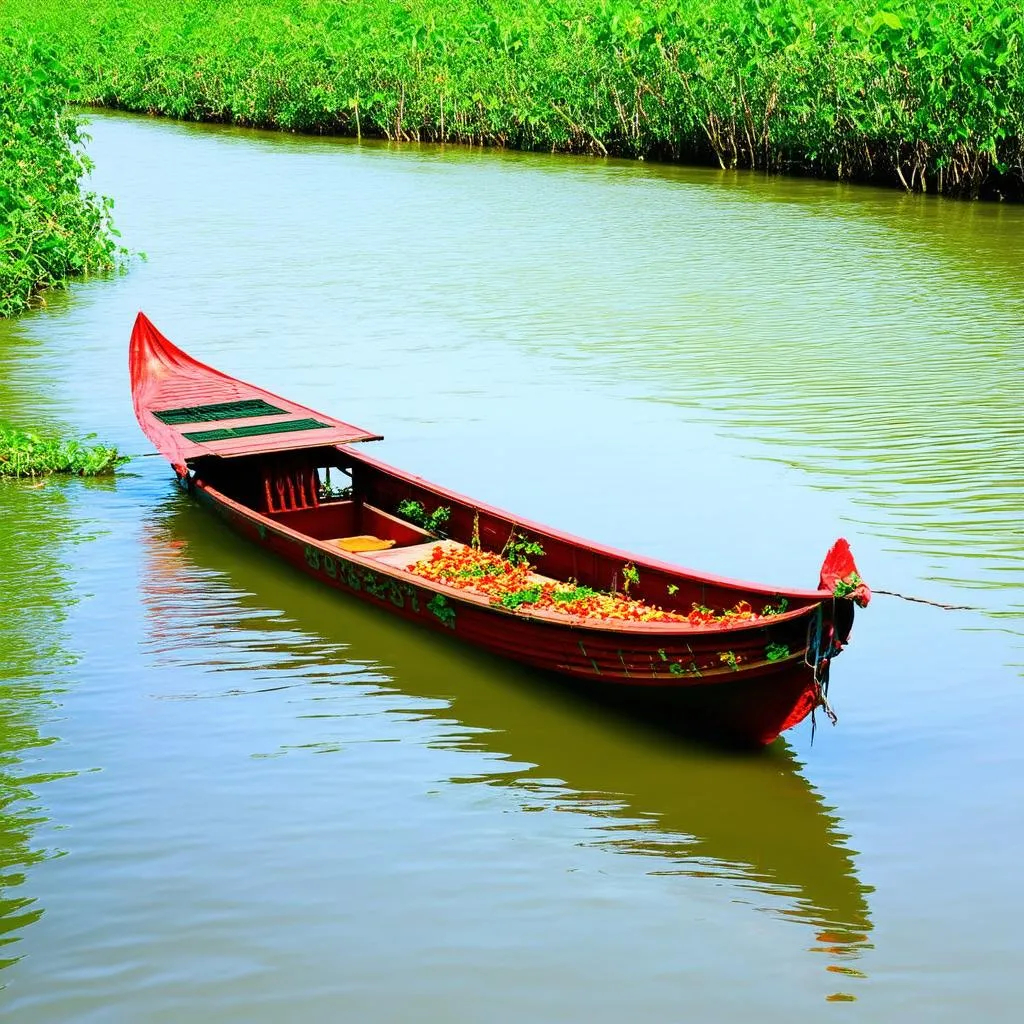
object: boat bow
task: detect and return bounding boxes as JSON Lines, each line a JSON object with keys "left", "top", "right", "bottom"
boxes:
{"left": 129, "top": 312, "right": 381, "bottom": 472}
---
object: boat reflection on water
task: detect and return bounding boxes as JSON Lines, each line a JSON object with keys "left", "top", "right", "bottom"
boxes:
{"left": 141, "top": 493, "right": 873, "bottom": 987}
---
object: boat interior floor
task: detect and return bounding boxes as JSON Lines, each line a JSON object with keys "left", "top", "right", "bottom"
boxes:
{"left": 271, "top": 500, "right": 563, "bottom": 585}
{"left": 353, "top": 537, "right": 560, "bottom": 588}
{"left": 354, "top": 538, "right": 462, "bottom": 569}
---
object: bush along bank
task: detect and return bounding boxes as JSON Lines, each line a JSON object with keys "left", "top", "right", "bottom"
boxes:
{"left": 9, "top": 0, "right": 1023, "bottom": 200}
{"left": 0, "top": 423, "right": 128, "bottom": 477}
{"left": 0, "top": 31, "right": 125, "bottom": 318}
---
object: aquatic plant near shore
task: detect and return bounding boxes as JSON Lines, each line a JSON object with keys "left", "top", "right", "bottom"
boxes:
{"left": 8, "top": 0, "right": 1024, "bottom": 199}
{"left": 0, "top": 424, "right": 128, "bottom": 477}
{"left": 0, "top": 32, "right": 126, "bottom": 317}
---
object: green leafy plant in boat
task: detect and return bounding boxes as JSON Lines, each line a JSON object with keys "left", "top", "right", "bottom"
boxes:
{"left": 622, "top": 562, "right": 640, "bottom": 595}
{"left": 719, "top": 650, "right": 741, "bottom": 671}
{"left": 319, "top": 467, "right": 352, "bottom": 500}
{"left": 552, "top": 584, "right": 600, "bottom": 604}
{"left": 499, "top": 584, "right": 542, "bottom": 610}
{"left": 833, "top": 573, "right": 865, "bottom": 600}
{"left": 396, "top": 499, "right": 451, "bottom": 534}
{"left": 502, "top": 530, "right": 545, "bottom": 568}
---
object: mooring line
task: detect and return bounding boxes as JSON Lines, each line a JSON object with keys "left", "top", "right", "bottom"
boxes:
{"left": 872, "top": 589, "right": 977, "bottom": 611}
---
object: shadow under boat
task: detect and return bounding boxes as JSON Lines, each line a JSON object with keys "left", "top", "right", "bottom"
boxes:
{"left": 141, "top": 490, "right": 874, "bottom": 971}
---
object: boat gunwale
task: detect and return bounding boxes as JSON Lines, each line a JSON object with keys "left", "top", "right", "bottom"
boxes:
{"left": 339, "top": 445, "right": 835, "bottom": 603}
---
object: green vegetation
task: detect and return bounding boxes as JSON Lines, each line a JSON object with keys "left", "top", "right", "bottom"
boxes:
{"left": 622, "top": 562, "right": 640, "bottom": 594}
{"left": 396, "top": 498, "right": 451, "bottom": 533}
{"left": 0, "top": 31, "right": 124, "bottom": 317}
{"left": 5, "top": 0, "right": 1022, "bottom": 198}
{"left": 552, "top": 584, "right": 601, "bottom": 603}
{"left": 833, "top": 571, "right": 866, "bottom": 599}
{"left": 0, "top": 424, "right": 128, "bottom": 477}
{"left": 719, "top": 650, "right": 741, "bottom": 670}
{"left": 426, "top": 592, "right": 456, "bottom": 626}
{"left": 502, "top": 531, "right": 546, "bottom": 568}
{"left": 499, "top": 584, "right": 543, "bottom": 610}
{"left": 318, "top": 468, "right": 352, "bottom": 500}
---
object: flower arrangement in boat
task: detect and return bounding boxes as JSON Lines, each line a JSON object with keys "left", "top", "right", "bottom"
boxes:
{"left": 686, "top": 601, "right": 759, "bottom": 627}
{"left": 408, "top": 544, "right": 775, "bottom": 626}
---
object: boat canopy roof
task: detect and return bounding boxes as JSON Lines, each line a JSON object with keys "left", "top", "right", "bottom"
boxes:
{"left": 129, "top": 313, "right": 382, "bottom": 465}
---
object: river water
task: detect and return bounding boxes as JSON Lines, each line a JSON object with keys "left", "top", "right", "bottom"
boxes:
{"left": 1, "top": 112, "right": 1021, "bottom": 1020}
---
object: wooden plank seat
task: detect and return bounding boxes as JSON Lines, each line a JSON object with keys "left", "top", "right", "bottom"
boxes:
{"left": 364, "top": 539, "right": 460, "bottom": 568}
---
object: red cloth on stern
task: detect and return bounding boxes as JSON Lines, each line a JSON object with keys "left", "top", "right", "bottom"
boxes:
{"left": 819, "top": 538, "right": 871, "bottom": 607}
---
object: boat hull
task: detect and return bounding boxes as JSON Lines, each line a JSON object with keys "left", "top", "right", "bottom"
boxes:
{"left": 131, "top": 313, "right": 865, "bottom": 748}
{"left": 185, "top": 475, "right": 844, "bottom": 747}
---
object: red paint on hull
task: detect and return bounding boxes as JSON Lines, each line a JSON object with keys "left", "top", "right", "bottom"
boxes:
{"left": 133, "top": 315, "right": 865, "bottom": 747}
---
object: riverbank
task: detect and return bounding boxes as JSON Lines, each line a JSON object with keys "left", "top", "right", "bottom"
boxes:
{"left": 7, "top": 0, "right": 1022, "bottom": 200}
{"left": 0, "top": 32, "right": 124, "bottom": 317}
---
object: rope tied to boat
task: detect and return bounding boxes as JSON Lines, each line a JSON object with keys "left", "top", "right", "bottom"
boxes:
{"left": 806, "top": 603, "right": 840, "bottom": 739}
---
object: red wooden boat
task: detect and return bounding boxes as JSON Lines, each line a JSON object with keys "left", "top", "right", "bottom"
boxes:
{"left": 129, "top": 312, "right": 870, "bottom": 746}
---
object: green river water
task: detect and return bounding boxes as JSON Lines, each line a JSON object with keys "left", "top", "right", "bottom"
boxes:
{"left": 1, "top": 112, "right": 1022, "bottom": 1020}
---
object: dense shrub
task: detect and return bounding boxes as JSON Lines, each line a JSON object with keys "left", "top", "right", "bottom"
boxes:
{"left": 6, "top": 0, "right": 1022, "bottom": 197}
{"left": 0, "top": 31, "right": 123, "bottom": 317}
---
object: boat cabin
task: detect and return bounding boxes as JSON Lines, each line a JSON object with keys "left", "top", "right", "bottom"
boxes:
{"left": 191, "top": 445, "right": 437, "bottom": 553}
